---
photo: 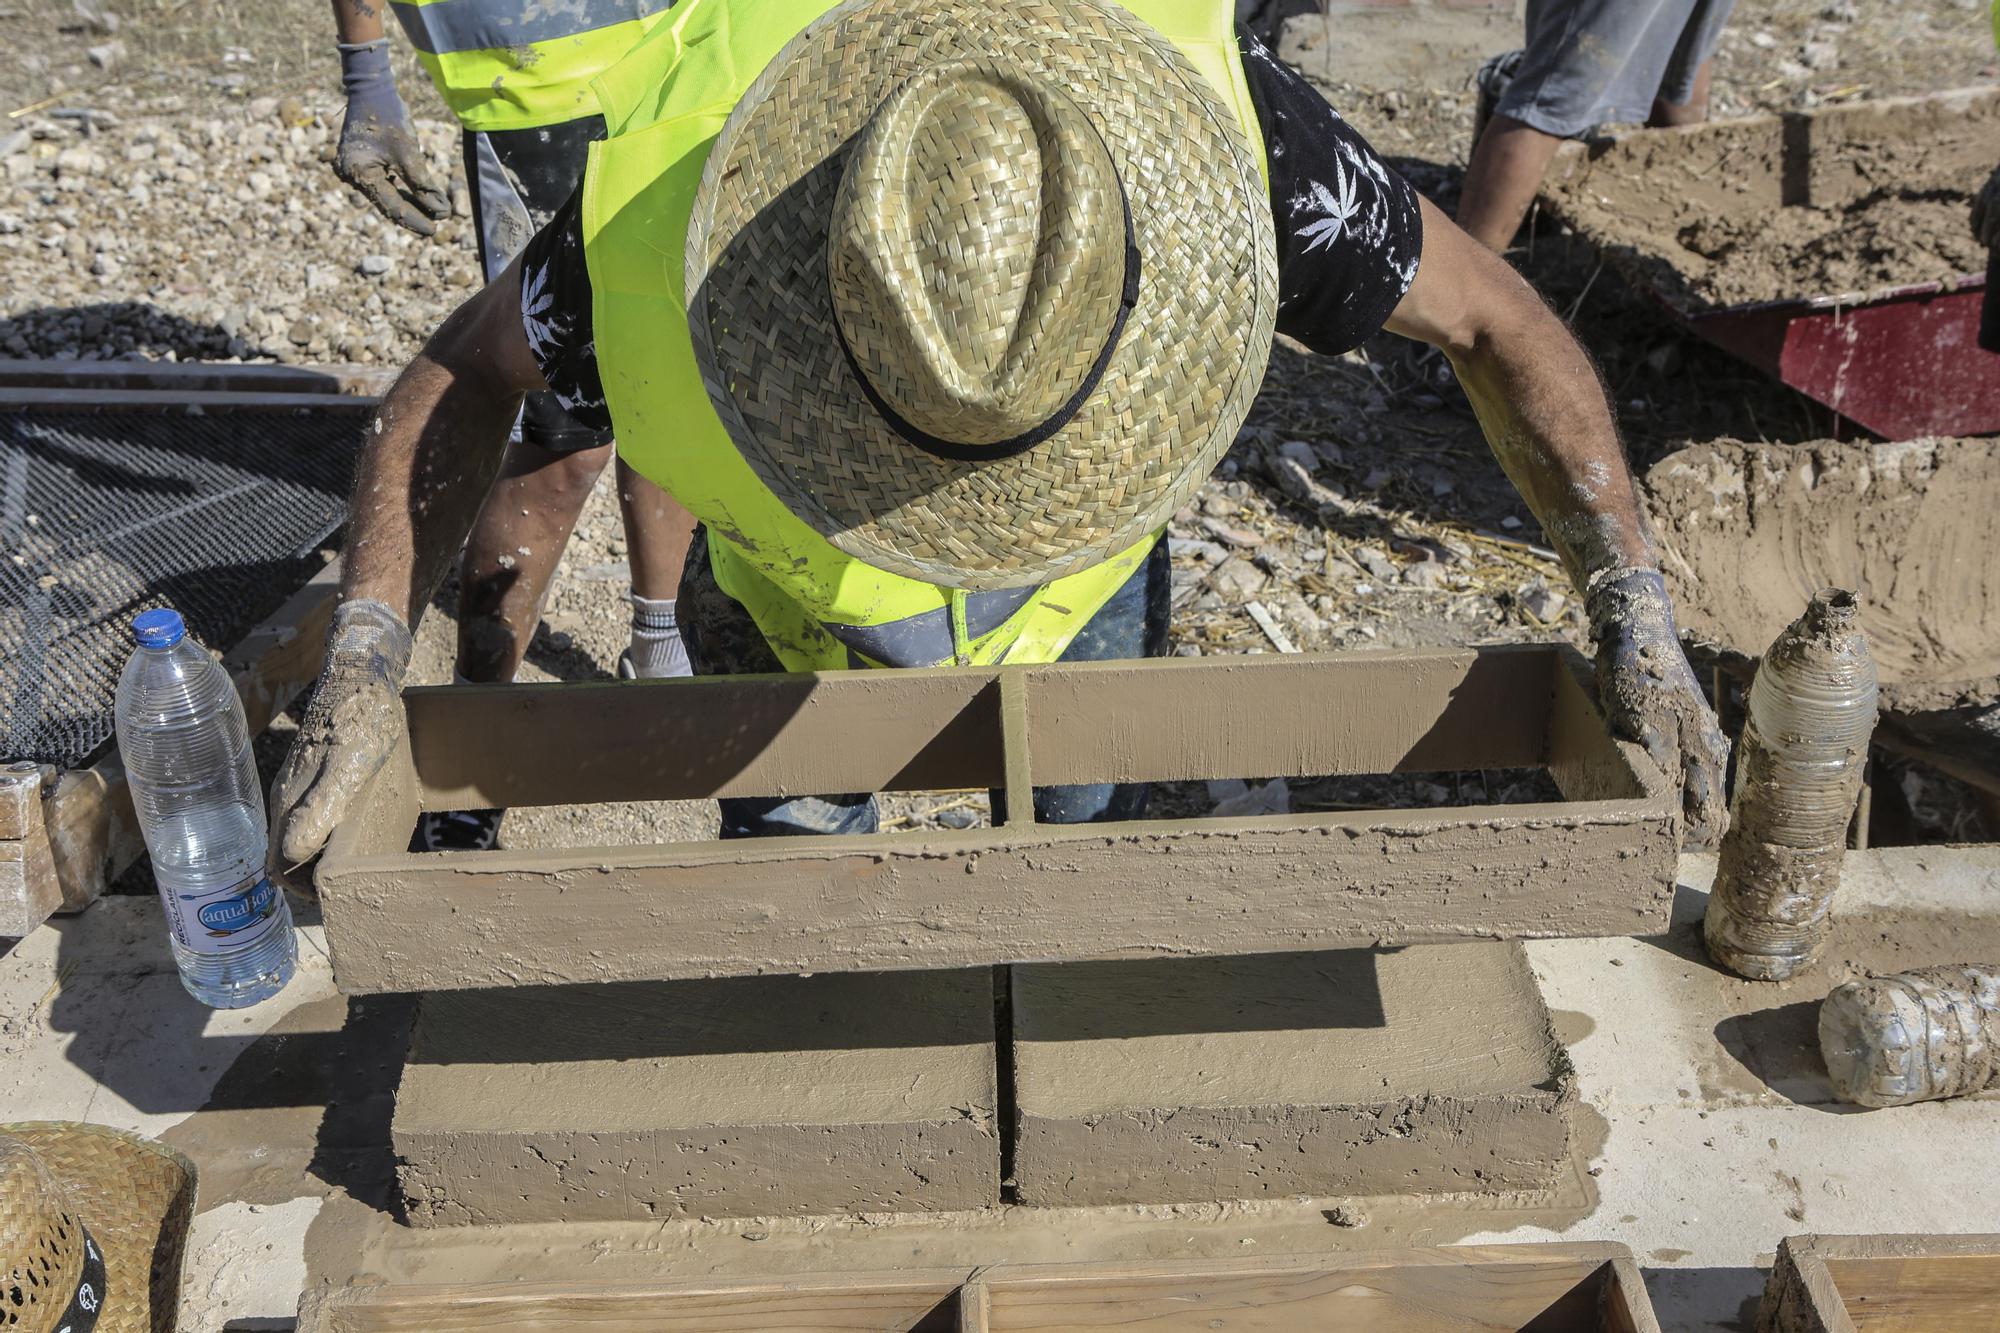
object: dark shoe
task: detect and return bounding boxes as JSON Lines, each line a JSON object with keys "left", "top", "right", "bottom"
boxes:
{"left": 411, "top": 808, "right": 504, "bottom": 852}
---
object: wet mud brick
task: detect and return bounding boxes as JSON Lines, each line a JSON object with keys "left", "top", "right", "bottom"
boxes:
{"left": 1010, "top": 942, "right": 1571, "bottom": 1207}
{"left": 393, "top": 970, "right": 1000, "bottom": 1225}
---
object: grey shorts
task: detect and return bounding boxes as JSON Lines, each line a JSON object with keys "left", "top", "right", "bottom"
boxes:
{"left": 1496, "top": 0, "right": 1737, "bottom": 139}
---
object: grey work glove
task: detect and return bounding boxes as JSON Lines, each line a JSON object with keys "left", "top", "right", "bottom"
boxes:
{"left": 268, "top": 598, "right": 415, "bottom": 886}
{"left": 1974, "top": 164, "right": 2000, "bottom": 249}
{"left": 1585, "top": 567, "right": 1730, "bottom": 851}
{"left": 335, "top": 39, "right": 450, "bottom": 236}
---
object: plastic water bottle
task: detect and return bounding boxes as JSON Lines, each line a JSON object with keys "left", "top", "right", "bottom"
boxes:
{"left": 1703, "top": 589, "right": 1876, "bottom": 981}
{"left": 115, "top": 609, "right": 296, "bottom": 1008}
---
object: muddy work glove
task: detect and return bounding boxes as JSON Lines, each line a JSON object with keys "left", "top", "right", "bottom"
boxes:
{"left": 268, "top": 599, "right": 415, "bottom": 884}
{"left": 1973, "top": 164, "right": 2000, "bottom": 249}
{"left": 335, "top": 39, "right": 450, "bottom": 236}
{"left": 1585, "top": 567, "right": 1730, "bottom": 850}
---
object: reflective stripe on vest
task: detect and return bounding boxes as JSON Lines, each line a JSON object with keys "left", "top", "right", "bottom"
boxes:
{"left": 581, "top": 0, "right": 1265, "bottom": 670}
{"left": 392, "top": 0, "right": 674, "bottom": 130}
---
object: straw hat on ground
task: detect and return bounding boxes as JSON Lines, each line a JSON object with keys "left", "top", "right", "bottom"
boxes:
{"left": 688, "top": 0, "right": 1278, "bottom": 589}
{"left": 0, "top": 1123, "right": 196, "bottom": 1333}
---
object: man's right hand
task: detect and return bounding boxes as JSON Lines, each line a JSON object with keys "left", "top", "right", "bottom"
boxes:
{"left": 268, "top": 598, "right": 416, "bottom": 886}
{"left": 335, "top": 39, "right": 451, "bottom": 235}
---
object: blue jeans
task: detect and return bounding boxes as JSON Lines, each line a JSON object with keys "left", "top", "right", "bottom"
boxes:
{"left": 679, "top": 534, "right": 1171, "bottom": 838}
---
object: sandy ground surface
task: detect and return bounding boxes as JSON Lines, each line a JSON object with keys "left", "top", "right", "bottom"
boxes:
{"left": 5, "top": 0, "right": 1997, "bottom": 853}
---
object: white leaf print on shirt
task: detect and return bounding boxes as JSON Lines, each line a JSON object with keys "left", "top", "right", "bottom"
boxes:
{"left": 521, "top": 259, "right": 562, "bottom": 359}
{"left": 1294, "top": 158, "right": 1360, "bottom": 254}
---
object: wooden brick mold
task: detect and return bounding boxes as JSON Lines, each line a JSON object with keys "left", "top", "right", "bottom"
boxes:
{"left": 298, "top": 1242, "right": 1660, "bottom": 1331}
{"left": 315, "top": 644, "right": 1677, "bottom": 993}
{"left": 1759, "top": 1233, "right": 2000, "bottom": 1332}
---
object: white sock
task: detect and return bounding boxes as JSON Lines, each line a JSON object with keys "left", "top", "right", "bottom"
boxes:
{"left": 627, "top": 594, "right": 692, "bottom": 678}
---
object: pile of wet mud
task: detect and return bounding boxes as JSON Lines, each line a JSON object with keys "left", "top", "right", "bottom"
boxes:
{"left": 1642, "top": 436, "right": 2000, "bottom": 711}
{"left": 1545, "top": 87, "right": 1998, "bottom": 310}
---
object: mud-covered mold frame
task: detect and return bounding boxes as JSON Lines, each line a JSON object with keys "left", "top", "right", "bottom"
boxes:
{"left": 312, "top": 643, "right": 1679, "bottom": 995}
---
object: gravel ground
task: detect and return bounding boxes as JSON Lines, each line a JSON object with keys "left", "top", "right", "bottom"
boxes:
{"left": 11, "top": 0, "right": 1996, "bottom": 850}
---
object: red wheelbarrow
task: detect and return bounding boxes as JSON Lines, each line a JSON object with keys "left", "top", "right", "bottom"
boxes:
{"left": 1543, "top": 87, "right": 2000, "bottom": 440}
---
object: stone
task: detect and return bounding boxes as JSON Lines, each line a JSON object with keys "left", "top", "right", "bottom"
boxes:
{"left": 395, "top": 971, "right": 1000, "bottom": 1225}
{"left": 1403, "top": 561, "right": 1448, "bottom": 590}
{"left": 1276, "top": 439, "right": 1320, "bottom": 472}
{"left": 357, "top": 253, "right": 392, "bottom": 277}
{"left": 1208, "top": 556, "right": 1267, "bottom": 599}
{"left": 1353, "top": 546, "right": 1398, "bottom": 582}
{"left": 1011, "top": 943, "right": 1572, "bottom": 1206}
{"left": 1520, "top": 580, "right": 1567, "bottom": 623}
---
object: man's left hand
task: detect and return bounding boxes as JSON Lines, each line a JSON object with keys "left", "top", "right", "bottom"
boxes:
{"left": 1585, "top": 567, "right": 1730, "bottom": 849}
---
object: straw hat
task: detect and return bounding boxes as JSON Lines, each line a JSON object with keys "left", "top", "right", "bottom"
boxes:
{"left": 688, "top": 0, "right": 1278, "bottom": 590}
{"left": 0, "top": 1123, "right": 196, "bottom": 1333}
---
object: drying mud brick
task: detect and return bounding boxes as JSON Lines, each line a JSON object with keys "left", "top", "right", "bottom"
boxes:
{"left": 1010, "top": 942, "right": 1572, "bottom": 1207}
{"left": 393, "top": 970, "right": 1000, "bottom": 1225}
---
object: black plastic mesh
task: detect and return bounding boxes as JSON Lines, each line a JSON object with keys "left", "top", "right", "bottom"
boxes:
{"left": 1, "top": 409, "right": 362, "bottom": 768}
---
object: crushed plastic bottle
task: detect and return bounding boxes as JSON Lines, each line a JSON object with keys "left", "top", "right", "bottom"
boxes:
{"left": 115, "top": 608, "right": 296, "bottom": 1008}
{"left": 1703, "top": 589, "right": 1877, "bottom": 981}
{"left": 1821, "top": 964, "right": 2000, "bottom": 1107}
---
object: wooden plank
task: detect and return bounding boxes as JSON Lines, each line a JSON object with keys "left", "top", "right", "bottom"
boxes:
{"left": 1760, "top": 1234, "right": 2000, "bottom": 1333}
{"left": 0, "top": 387, "right": 381, "bottom": 413}
{"left": 221, "top": 557, "right": 343, "bottom": 737}
{"left": 403, "top": 645, "right": 1622, "bottom": 809}
{"left": 298, "top": 1270, "right": 968, "bottom": 1333}
{"left": 1603, "top": 1257, "right": 1664, "bottom": 1333}
{"left": 997, "top": 673, "right": 1033, "bottom": 827}
{"left": 0, "top": 358, "right": 395, "bottom": 396}
{"left": 316, "top": 795, "right": 1674, "bottom": 992}
{"left": 978, "top": 1246, "right": 1643, "bottom": 1331}
{"left": 405, "top": 671, "right": 1005, "bottom": 810}
{"left": 1021, "top": 647, "right": 1554, "bottom": 786}
{"left": 1545, "top": 650, "right": 1667, "bottom": 804}
{"left": 958, "top": 1278, "right": 991, "bottom": 1333}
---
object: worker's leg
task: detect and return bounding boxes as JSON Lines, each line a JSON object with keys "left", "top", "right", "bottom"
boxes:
{"left": 989, "top": 540, "right": 1171, "bottom": 826}
{"left": 416, "top": 119, "right": 626, "bottom": 852}
{"left": 1459, "top": 0, "right": 1726, "bottom": 253}
{"left": 456, "top": 439, "right": 614, "bottom": 683}
{"left": 1650, "top": 58, "right": 1714, "bottom": 127}
{"left": 615, "top": 459, "right": 701, "bottom": 680}
{"left": 677, "top": 529, "right": 879, "bottom": 838}
{"left": 1458, "top": 114, "right": 1566, "bottom": 254}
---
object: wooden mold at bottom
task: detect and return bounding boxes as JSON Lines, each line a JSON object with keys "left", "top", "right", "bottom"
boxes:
{"left": 297, "top": 1242, "right": 1659, "bottom": 1332}
{"left": 315, "top": 644, "right": 1678, "bottom": 994}
{"left": 1759, "top": 1233, "right": 2000, "bottom": 1332}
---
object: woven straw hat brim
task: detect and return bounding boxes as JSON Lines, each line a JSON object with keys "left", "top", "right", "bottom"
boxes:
{"left": 688, "top": 0, "right": 1278, "bottom": 590}
{"left": 3, "top": 1124, "right": 196, "bottom": 1333}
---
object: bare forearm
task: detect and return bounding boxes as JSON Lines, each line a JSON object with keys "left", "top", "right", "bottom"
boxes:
{"left": 1450, "top": 306, "right": 1654, "bottom": 591}
{"left": 331, "top": 0, "right": 386, "bottom": 45}
{"left": 343, "top": 338, "right": 522, "bottom": 624}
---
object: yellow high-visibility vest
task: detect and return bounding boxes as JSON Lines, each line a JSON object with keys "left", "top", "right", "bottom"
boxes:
{"left": 390, "top": 0, "right": 676, "bottom": 131}
{"left": 581, "top": 0, "right": 1266, "bottom": 670}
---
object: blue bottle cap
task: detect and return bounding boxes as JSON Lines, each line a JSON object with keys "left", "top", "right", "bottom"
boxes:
{"left": 132, "top": 608, "right": 186, "bottom": 649}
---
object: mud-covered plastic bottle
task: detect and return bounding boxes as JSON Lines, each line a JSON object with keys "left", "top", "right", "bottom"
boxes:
{"left": 115, "top": 609, "right": 296, "bottom": 1008}
{"left": 1703, "top": 589, "right": 1876, "bottom": 981}
{"left": 1821, "top": 965, "right": 2000, "bottom": 1107}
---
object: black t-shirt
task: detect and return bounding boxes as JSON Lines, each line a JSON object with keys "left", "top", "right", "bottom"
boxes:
{"left": 519, "top": 28, "right": 1423, "bottom": 429}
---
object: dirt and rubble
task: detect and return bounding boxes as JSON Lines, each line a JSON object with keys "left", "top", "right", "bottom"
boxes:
{"left": 6, "top": 0, "right": 1998, "bottom": 850}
